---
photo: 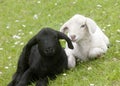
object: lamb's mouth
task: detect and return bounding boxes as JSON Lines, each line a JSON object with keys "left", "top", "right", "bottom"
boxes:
{"left": 71, "top": 39, "right": 77, "bottom": 42}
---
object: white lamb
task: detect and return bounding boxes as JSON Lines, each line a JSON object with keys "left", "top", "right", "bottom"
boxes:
{"left": 60, "top": 14, "right": 109, "bottom": 68}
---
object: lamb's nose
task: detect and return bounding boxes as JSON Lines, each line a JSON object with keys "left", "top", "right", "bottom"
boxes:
{"left": 45, "top": 47, "right": 55, "bottom": 54}
{"left": 70, "top": 35, "right": 76, "bottom": 40}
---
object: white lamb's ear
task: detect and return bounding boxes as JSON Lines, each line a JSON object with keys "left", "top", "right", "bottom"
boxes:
{"left": 60, "top": 24, "right": 69, "bottom": 33}
{"left": 86, "top": 17, "right": 97, "bottom": 35}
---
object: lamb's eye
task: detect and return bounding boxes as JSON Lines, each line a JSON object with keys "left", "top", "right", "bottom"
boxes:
{"left": 81, "top": 24, "right": 86, "bottom": 28}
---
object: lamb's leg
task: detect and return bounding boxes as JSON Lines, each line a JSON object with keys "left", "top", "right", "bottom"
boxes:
{"left": 48, "top": 74, "right": 56, "bottom": 80}
{"left": 67, "top": 55, "right": 76, "bottom": 68}
{"left": 65, "top": 48, "right": 76, "bottom": 68}
{"left": 16, "top": 68, "right": 34, "bottom": 86}
{"left": 8, "top": 71, "right": 24, "bottom": 86}
{"left": 8, "top": 51, "right": 30, "bottom": 86}
{"left": 8, "top": 64, "right": 29, "bottom": 86}
{"left": 88, "top": 48, "right": 105, "bottom": 59}
{"left": 7, "top": 72, "right": 19, "bottom": 86}
{"left": 36, "top": 77, "right": 48, "bottom": 86}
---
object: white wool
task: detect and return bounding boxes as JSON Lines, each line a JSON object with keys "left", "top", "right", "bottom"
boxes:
{"left": 60, "top": 14, "right": 109, "bottom": 68}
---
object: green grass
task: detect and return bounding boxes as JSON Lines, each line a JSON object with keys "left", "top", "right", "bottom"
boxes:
{"left": 0, "top": 0, "right": 120, "bottom": 86}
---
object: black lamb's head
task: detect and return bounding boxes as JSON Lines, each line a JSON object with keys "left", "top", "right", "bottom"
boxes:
{"left": 27, "top": 27, "right": 74, "bottom": 57}
{"left": 36, "top": 28, "right": 61, "bottom": 56}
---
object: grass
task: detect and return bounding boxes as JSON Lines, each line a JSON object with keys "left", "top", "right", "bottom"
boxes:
{"left": 0, "top": 0, "right": 120, "bottom": 86}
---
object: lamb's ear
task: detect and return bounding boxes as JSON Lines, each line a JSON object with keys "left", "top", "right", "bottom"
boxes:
{"left": 23, "top": 35, "right": 37, "bottom": 58}
{"left": 26, "top": 36, "right": 37, "bottom": 49}
{"left": 57, "top": 31, "right": 74, "bottom": 49}
{"left": 60, "top": 24, "right": 69, "bottom": 33}
{"left": 86, "top": 18, "right": 97, "bottom": 35}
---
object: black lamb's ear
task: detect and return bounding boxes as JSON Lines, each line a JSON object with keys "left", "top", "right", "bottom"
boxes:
{"left": 57, "top": 31, "right": 74, "bottom": 49}
{"left": 17, "top": 35, "right": 37, "bottom": 70}
{"left": 23, "top": 35, "right": 37, "bottom": 59}
{"left": 26, "top": 35, "right": 37, "bottom": 49}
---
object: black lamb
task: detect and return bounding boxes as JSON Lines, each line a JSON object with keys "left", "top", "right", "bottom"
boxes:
{"left": 8, "top": 27, "right": 74, "bottom": 86}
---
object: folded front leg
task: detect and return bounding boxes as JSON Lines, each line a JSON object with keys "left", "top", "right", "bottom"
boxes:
{"left": 16, "top": 68, "right": 34, "bottom": 86}
{"left": 68, "top": 55, "right": 76, "bottom": 68}
{"left": 65, "top": 48, "right": 76, "bottom": 68}
{"left": 88, "top": 48, "right": 105, "bottom": 59}
{"left": 36, "top": 77, "right": 48, "bottom": 86}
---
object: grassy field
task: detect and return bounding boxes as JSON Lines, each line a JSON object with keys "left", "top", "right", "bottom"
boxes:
{"left": 0, "top": 0, "right": 120, "bottom": 86}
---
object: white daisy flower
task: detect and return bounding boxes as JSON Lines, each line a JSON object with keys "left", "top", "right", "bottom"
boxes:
{"left": 20, "top": 42, "right": 24, "bottom": 45}
{"left": 18, "top": 29, "right": 22, "bottom": 32}
{"left": 4, "top": 66, "right": 9, "bottom": 69}
{"left": 33, "top": 14, "right": 38, "bottom": 20}
{"left": 0, "top": 71, "right": 2, "bottom": 75}
{"left": 8, "top": 56, "right": 12, "bottom": 59}
{"left": 116, "top": 40, "right": 120, "bottom": 43}
{"left": 117, "top": 29, "right": 120, "bottom": 33}
{"left": 55, "top": 3, "right": 57, "bottom": 6}
{"left": 113, "top": 58, "right": 117, "bottom": 61}
{"left": 6, "top": 25, "right": 10, "bottom": 29}
{"left": 15, "top": 20, "right": 19, "bottom": 22}
{"left": 90, "top": 84, "right": 95, "bottom": 86}
{"left": 29, "top": 31, "right": 33, "bottom": 35}
{"left": 37, "top": 1, "right": 41, "bottom": 4}
{"left": 9, "top": 63, "right": 12, "bottom": 66}
{"left": 22, "top": 24, "right": 26, "bottom": 28}
{"left": 0, "top": 48, "right": 3, "bottom": 51}
{"left": 102, "top": 29, "right": 105, "bottom": 32}
{"left": 107, "top": 24, "right": 111, "bottom": 27}
{"left": 14, "top": 41, "right": 20, "bottom": 45}
{"left": 73, "top": 1, "right": 76, "bottom": 4}
{"left": 63, "top": 73, "right": 67, "bottom": 76}
{"left": 48, "top": 14, "right": 51, "bottom": 17}
{"left": 97, "top": 4, "right": 102, "bottom": 8}
{"left": 88, "top": 66, "right": 92, "bottom": 70}
{"left": 13, "top": 35, "right": 21, "bottom": 39}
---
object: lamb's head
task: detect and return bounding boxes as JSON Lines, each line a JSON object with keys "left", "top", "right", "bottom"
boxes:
{"left": 27, "top": 28, "right": 74, "bottom": 57}
{"left": 60, "top": 14, "right": 97, "bottom": 42}
{"left": 36, "top": 28, "right": 59, "bottom": 56}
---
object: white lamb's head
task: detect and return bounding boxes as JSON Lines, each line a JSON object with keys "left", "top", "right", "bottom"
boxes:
{"left": 60, "top": 14, "right": 97, "bottom": 42}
